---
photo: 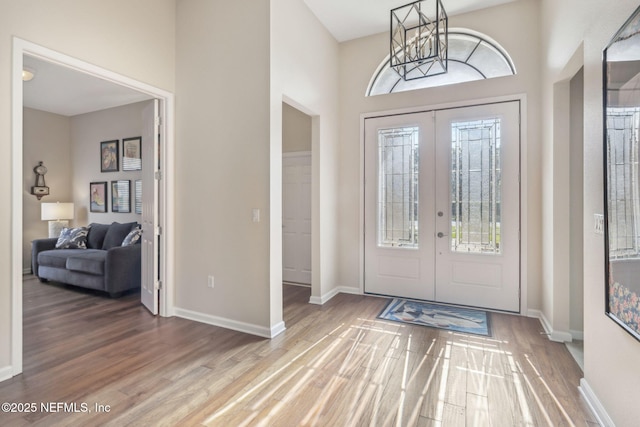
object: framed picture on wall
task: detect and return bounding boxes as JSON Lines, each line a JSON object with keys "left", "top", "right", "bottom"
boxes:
{"left": 90, "top": 181, "right": 108, "bottom": 213}
{"left": 101, "top": 140, "right": 119, "bottom": 172}
{"left": 135, "top": 179, "right": 142, "bottom": 214}
{"left": 122, "top": 136, "right": 142, "bottom": 171}
{"left": 111, "top": 180, "right": 131, "bottom": 213}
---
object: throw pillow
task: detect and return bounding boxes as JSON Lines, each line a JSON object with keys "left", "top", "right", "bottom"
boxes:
{"left": 102, "top": 222, "right": 138, "bottom": 250}
{"left": 86, "top": 223, "right": 110, "bottom": 249}
{"left": 122, "top": 227, "right": 142, "bottom": 246}
{"left": 55, "top": 227, "right": 89, "bottom": 249}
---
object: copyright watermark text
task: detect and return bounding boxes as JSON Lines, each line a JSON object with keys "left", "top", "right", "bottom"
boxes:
{"left": 2, "top": 402, "right": 111, "bottom": 413}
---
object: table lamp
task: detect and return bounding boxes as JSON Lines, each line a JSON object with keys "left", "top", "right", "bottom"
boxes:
{"left": 41, "top": 202, "right": 74, "bottom": 238}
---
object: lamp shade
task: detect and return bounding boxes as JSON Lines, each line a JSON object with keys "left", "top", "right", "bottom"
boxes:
{"left": 41, "top": 202, "right": 74, "bottom": 221}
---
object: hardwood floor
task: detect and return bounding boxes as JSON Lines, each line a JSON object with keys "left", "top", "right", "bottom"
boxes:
{"left": 0, "top": 277, "right": 597, "bottom": 426}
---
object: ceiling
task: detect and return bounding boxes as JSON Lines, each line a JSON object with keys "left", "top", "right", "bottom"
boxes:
{"left": 23, "top": 0, "right": 518, "bottom": 116}
{"left": 303, "top": 0, "right": 520, "bottom": 42}
{"left": 23, "top": 55, "right": 152, "bottom": 117}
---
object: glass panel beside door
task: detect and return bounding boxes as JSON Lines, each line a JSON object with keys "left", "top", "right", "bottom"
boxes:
{"left": 377, "top": 126, "right": 420, "bottom": 249}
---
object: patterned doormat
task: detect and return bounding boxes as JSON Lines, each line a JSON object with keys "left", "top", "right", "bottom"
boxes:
{"left": 378, "top": 298, "right": 491, "bottom": 336}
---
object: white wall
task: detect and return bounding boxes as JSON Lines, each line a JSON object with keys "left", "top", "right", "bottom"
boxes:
{"left": 175, "top": 0, "right": 273, "bottom": 332}
{"left": 70, "top": 101, "right": 148, "bottom": 226}
{"left": 1, "top": 0, "right": 176, "bottom": 376}
{"left": 283, "top": 102, "right": 312, "bottom": 153}
{"left": 23, "top": 108, "right": 73, "bottom": 272}
{"left": 540, "top": 0, "right": 640, "bottom": 424}
{"left": 336, "top": 0, "right": 542, "bottom": 310}
{"left": 271, "top": 0, "right": 341, "bottom": 305}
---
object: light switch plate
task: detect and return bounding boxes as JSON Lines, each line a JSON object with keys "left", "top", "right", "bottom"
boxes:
{"left": 594, "top": 214, "right": 604, "bottom": 235}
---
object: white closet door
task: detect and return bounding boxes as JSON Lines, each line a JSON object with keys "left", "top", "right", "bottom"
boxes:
{"left": 282, "top": 152, "right": 312, "bottom": 284}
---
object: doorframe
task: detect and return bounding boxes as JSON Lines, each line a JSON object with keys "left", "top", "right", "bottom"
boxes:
{"left": 11, "top": 38, "right": 176, "bottom": 376}
{"left": 359, "top": 94, "right": 529, "bottom": 314}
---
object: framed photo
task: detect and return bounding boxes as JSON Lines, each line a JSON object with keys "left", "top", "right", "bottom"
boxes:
{"left": 90, "top": 182, "right": 108, "bottom": 213}
{"left": 135, "top": 179, "right": 142, "bottom": 214}
{"left": 122, "top": 136, "right": 142, "bottom": 171}
{"left": 101, "top": 140, "right": 119, "bottom": 172}
{"left": 111, "top": 180, "right": 131, "bottom": 213}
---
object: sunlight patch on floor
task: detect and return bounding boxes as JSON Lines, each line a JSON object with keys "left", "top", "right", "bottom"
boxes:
{"left": 203, "top": 320, "right": 582, "bottom": 426}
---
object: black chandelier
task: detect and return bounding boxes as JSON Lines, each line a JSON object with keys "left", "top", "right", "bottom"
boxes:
{"left": 390, "top": 0, "right": 448, "bottom": 81}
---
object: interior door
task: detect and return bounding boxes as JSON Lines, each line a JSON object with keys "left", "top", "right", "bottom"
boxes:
{"left": 364, "top": 101, "right": 520, "bottom": 312}
{"left": 364, "top": 112, "right": 436, "bottom": 300}
{"left": 141, "top": 99, "right": 160, "bottom": 315}
{"left": 282, "top": 152, "right": 312, "bottom": 284}
{"left": 434, "top": 102, "right": 520, "bottom": 311}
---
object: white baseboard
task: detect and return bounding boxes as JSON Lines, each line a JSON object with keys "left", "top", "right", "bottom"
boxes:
{"left": 174, "top": 307, "right": 285, "bottom": 339}
{"left": 23, "top": 268, "right": 31, "bottom": 275}
{"left": 579, "top": 378, "right": 614, "bottom": 427}
{"left": 309, "top": 287, "right": 340, "bottom": 305}
{"left": 309, "top": 286, "right": 361, "bottom": 305}
{"left": 0, "top": 365, "right": 14, "bottom": 383}
{"left": 527, "top": 309, "right": 573, "bottom": 342}
{"left": 338, "top": 286, "right": 362, "bottom": 295}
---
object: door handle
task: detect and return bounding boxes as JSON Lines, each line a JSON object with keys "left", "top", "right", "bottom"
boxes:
{"left": 437, "top": 232, "right": 448, "bottom": 238}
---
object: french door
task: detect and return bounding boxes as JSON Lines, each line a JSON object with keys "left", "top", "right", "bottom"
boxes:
{"left": 364, "top": 101, "right": 520, "bottom": 312}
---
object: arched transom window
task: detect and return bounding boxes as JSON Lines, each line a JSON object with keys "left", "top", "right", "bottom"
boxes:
{"left": 367, "top": 29, "right": 516, "bottom": 96}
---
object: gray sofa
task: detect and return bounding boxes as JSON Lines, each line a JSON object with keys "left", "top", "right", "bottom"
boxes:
{"left": 32, "top": 222, "right": 141, "bottom": 297}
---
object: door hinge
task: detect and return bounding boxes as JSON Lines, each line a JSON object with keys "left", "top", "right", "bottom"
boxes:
{"left": 155, "top": 171, "right": 162, "bottom": 180}
{"left": 154, "top": 116, "right": 162, "bottom": 127}
{"left": 156, "top": 226, "right": 162, "bottom": 236}
{"left": 156, "top": 280, "right": 162, "bottom": 290}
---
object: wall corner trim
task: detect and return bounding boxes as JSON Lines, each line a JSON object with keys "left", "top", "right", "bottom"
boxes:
{"left": 270, "top": 321, "right": 286, "bottom": 338}
{"left": 579, "top": 378, "right": 615, "bottom": 427}
{"left": 0, "top": 365, "right": 14, "bottom": 383}
{"left": 527, "top": 309, "right": 573, "bottom": 342}
{"left": 309, "top": 286, "right": 361, "bottom": 305}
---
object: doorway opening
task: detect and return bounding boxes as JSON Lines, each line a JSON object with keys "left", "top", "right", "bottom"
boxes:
{"left": 11, "top": 38, "right": 175, "bottom": 377}
{"left": 282, "top": 102, "right": 312, "bottom": 288}
{"left": 281, "top": 101, "right": 313, "bottom": 328}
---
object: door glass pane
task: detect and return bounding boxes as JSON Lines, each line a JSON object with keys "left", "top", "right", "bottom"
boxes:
{"left": 450, "top": 118, "right": 501, "bottom": 254}
{"left": 607, "top": 107, "right": 640, "bottom": 259}
{"left": 378, "top": 126, "right": 419, "bottom": 248}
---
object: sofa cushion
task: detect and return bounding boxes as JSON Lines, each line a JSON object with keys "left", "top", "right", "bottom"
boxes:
{"left": 87, "top": 223, "right": 110, "bottom": 249}
{"left": 102, "top": 222, "right": 137, "bottom": 250}
{"left": 122, "top": 227, "right": 142, "bottom": 246}
{"left": 38, "top": 249, "right": 81, "bottom": 269}
{"left": 66, "top": 251, "right": 107, "bottom": 275}
{"left": 55, "top": 227, "right": 88, "bottom": 249}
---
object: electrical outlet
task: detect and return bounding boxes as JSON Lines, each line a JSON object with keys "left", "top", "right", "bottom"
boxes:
{"left": 207, "top": 275, "right": 214, "bottom": 288}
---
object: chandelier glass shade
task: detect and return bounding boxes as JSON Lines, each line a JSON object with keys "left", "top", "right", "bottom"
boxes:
{"left": 390, "top": 0, "right": 448, "bottom": 81}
